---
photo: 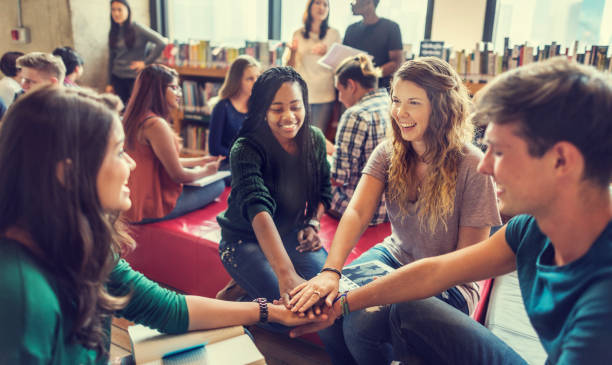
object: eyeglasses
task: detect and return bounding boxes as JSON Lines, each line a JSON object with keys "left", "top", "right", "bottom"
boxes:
{"left": 168, "top": 84, "right": 182, "bottom": 93}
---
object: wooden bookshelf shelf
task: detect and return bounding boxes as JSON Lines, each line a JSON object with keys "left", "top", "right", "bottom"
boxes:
{"left": 171, "top": 66, "right": 228, "bottom": 78}
{"left": 464, "top": 81, "right": 487, "bottom": 96}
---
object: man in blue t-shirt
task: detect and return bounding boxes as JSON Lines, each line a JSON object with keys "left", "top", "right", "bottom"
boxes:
{"left": 343, "top": 0, "right": 403, "bottom": 89}
{"left": 290, "top": 58, "right": 612, "bottom": 364}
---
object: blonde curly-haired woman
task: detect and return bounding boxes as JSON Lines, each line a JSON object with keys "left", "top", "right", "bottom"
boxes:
{"left": 290, "top": 57, "right": 502, "bottom": 365}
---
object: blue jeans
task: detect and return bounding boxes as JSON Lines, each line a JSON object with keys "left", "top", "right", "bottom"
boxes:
{"left": 219, "top": 229, "right": 328, "bottom": 333}
{"left": 310, "top": 101, "right": 334, "bottom": 133}
{"left": 318, "top": 245, "right": 474, "bottom": 365}
{"left": 139, "top": 180, "right": 225, "bottom": 223}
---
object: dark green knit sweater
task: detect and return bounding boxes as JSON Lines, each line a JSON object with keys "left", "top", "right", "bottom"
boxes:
{"left": 217, "top": 126, "right": 331, "bottom": 243}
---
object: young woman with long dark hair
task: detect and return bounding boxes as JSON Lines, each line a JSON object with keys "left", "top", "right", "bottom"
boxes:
{"left": 0, "top": 86, "right": 325, "bottom": 363}
{"left": 106, "top": 0, "right": 167, "bottom": 105}
{"left": 217, "top": 67, "right": 332, "bottom": 331}
{"left": 122, "top": 64, "right": 224, "bottom": 223}
{"left": 285, "top": 0, "right": 340, "bottom": 132}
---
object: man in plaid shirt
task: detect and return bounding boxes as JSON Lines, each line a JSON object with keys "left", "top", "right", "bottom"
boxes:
{"left": 329, "top": 55, "right": 390, "bottom": 225}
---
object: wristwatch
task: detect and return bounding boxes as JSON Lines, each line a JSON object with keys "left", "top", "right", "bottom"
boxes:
{"left": 307, "top": 219, "right": 320, "bottom": 233}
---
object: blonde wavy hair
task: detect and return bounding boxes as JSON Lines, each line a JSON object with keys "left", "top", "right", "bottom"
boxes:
{"left": 388, "top": 57, "right": 473, "bottom": 232}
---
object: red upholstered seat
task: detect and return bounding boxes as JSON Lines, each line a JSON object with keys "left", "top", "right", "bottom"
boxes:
{"left": 124, "top": 187, "right": 391, "bottom": 298}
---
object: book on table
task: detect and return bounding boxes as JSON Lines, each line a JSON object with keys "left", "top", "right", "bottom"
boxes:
{"left": 128, "top": 324, "right": 265, "bottom": 365}
{"left": 339, "top": 260, "right": 395, "bottom": 292}
{"left": 184, "top": 170, "right": 230, "bottom": 187}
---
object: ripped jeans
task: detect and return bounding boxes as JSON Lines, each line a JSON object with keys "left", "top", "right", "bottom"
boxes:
{"left": 219, "top": 229, "right": 327, "bottom": 332}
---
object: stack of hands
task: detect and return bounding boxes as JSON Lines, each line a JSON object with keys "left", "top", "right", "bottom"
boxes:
{"left": 270, "top": 227, "right": 344, "bottom": 335}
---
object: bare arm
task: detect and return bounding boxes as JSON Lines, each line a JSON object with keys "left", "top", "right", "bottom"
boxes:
{"left": 143, "top": 118, "right": 219, "bottom": 183}
{"left": 290, "top": 226, "right": 517, "bottom": 337}
{"left": 349, "top": 226, "right": 515, "bottom": 310}
{"left": 379, "top": 49, "right": 403, "bottom": 78}
{"left": 290, "top": 174, "right": 385, "bottom": 311}
{"left": 185, "top": 296, "right": 327, "bottom": 330}
{"left": 251, "top": 211, "right": 304, "bottom": 303}
{"left": 180, "top": 155, "right": 223, "bottom": 168}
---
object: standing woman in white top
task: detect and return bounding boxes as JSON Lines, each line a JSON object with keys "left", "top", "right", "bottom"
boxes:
{"left": 285, "top": 0, "right": 341, "bottom": 133}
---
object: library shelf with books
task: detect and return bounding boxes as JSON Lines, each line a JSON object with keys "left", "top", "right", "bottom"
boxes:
{"left": 162, "top": 39, "right": 288, "bottom": 155}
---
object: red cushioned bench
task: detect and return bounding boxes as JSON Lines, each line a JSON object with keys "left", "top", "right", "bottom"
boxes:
{"left": 124, "top": 187, "right": 391, "bottom": 298}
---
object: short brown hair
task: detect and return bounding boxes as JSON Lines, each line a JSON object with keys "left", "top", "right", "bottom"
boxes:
{"left": 17, "top": 52, "right": 66, "bottom": 83}
{"left": 473, "top": 57, "right": 612, "bottom": 187}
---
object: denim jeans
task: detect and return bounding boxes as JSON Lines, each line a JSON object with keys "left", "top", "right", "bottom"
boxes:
{"left": 318, "top": 245, "right": 479, "bottom": 365}
{"left": 139, "top": 180, "right": 225, "bottom": 224}
{"left": 310, "top": 101, "right": 335, "bottom": 134}
{"left": 219, "top": 228, "right": 327, "bottom": 333}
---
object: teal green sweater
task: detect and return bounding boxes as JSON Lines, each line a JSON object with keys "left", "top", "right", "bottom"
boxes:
{"left": 0, "top": 238, "right": 189, "bottom": 364}
{"left": 218, "top": 126, "right": 332, "bottom": 243}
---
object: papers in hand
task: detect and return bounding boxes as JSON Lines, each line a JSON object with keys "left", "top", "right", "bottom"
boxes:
{"left": 185, "top": 170, "right": 230, "bottom": 187}
{"left": 339, "top": 260, "right": 395, "bottom": 292}
{"left": 318, "top": 43, "right": 372, "bottom": 71}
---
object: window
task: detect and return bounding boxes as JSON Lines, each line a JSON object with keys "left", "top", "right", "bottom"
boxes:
{"left": 169, "top": 0, "right": 268, "bottom": 43}
{"left": 493, "top": 0, "right": 612, "bottom": 53}
{"left": 280, "top": 0, "right": 429, "bottom": 48}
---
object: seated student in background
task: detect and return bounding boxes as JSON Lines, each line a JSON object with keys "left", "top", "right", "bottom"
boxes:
{"left": 0, "top": 86, "right": 325, "bottom": 364}
{"left": 285, "top": 0, "right": 341, "bottom": 132}
{"left": 217, "top": 67, "right": 332, "bottom": 331}
{"left": 208, "top": 55, "right": 261, "bottom": 170}
{"left": 53, "top": 46, "right": 85, "bottom": 87}
{"left": 291, "top": 58, "right": 612, "bottom": 364}
{"left": 122, "top": 64, "right": 224, "bottom": 223}
{"left": 291, "top": 57, "right": 501, "bottom": 365}
{"left": 329, "top": 54, "right": 390, "bottom": 225}
{"left": 16, "top": 52, "right": 66, "bottom": 93}
{"left": 0, "top": 51, "right": 24, "bottom": 107}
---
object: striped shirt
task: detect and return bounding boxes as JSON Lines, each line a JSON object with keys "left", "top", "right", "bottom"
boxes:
{"left": 330, "top": 88, "right": 390, "bottom": 225}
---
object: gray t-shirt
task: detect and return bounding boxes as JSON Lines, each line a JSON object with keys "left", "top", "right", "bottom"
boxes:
{"left": 363, "top": 141, "right": 501, "bottom": 311}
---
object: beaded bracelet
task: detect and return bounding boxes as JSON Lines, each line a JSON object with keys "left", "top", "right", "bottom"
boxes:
{"left": 332, "top": 292, "right": 350, "bottom": 317}
{"left": 320, "top": 267, "right": 342, "bottom": 278}
{"left": 252, "top": 297, "right": 268, "bottom": 323}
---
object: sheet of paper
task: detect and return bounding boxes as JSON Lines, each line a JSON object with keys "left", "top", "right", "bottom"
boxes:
{"left": 317, "top": 43, "right": 371, "bottom": 71}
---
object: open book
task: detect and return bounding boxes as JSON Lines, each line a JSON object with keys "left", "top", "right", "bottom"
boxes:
{"left": 184, "top": 170, "right": 230, "bottom": 187}
{"left": 128, "top": 324, "right": 265, "bottom": 365}
{"left": 317, "top": 43, "right": 372, "bottom": 71}
{"left": 339, "top": 260, "right": 395, "bottom": 292}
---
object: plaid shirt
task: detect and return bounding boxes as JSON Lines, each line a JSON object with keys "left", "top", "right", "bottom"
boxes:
{"left": 330, "top": 88, "right": 390, "bottom": 225}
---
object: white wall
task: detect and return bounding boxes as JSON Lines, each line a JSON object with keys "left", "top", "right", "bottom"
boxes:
{"left": 0, "top": 0, "right": 150, "bottom": 90}
{"left": 431, "top": 0, "right": 487, "bottom": 51}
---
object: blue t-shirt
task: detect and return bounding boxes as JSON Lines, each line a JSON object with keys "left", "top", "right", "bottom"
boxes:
{"left": 208, "top": 98, "right": 247, "bottom": 158}
{"left": 505, "top": 215, "right": 612, "bottom": 364}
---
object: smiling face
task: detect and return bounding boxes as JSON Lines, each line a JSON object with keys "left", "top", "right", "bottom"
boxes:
{"left": 96, "top": 117, "right": 136, "bottom": 212}
{"left": 111, "top": 1, "right": 129, "bottom": 25}
{"left": 310, "top": 0, "right": 329, "bottom": 22}
{"left": 390, "top": 79, "right": 432, "bottom": 155}
{"left": 266, "top": 81, "right": 305, "bottom": 148}
{"left": 477, "top": 122, "right": 556, "bottom": 217}
{"left": 165, "top": 77, "right": 182, "bottom": 110}
{"left": 239, "top": 66, "right": 260, "bottom": 97}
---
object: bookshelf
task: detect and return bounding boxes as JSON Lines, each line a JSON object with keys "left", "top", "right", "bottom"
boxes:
{"left": 169, "top": 66, "right": 228, "bottom": 155}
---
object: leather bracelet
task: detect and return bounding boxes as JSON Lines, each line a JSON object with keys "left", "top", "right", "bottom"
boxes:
{"left": 320, "top": 267, "right": 342, "bottom": 278}
{"left": 252, "top": 298, "right": 268, "bottom": 323}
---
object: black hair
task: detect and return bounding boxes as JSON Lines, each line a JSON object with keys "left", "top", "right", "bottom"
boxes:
{"left": 238, "top": 67, "right": 321, "bottom": 220}
{"left": 52, "top": 46, "right": 84, "bottom": 76}
{"left": 109, "top": 0, "right": 135, "bottom": 49}
{"left": 0, "top": 51, "right": 25, "bottom": 77}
